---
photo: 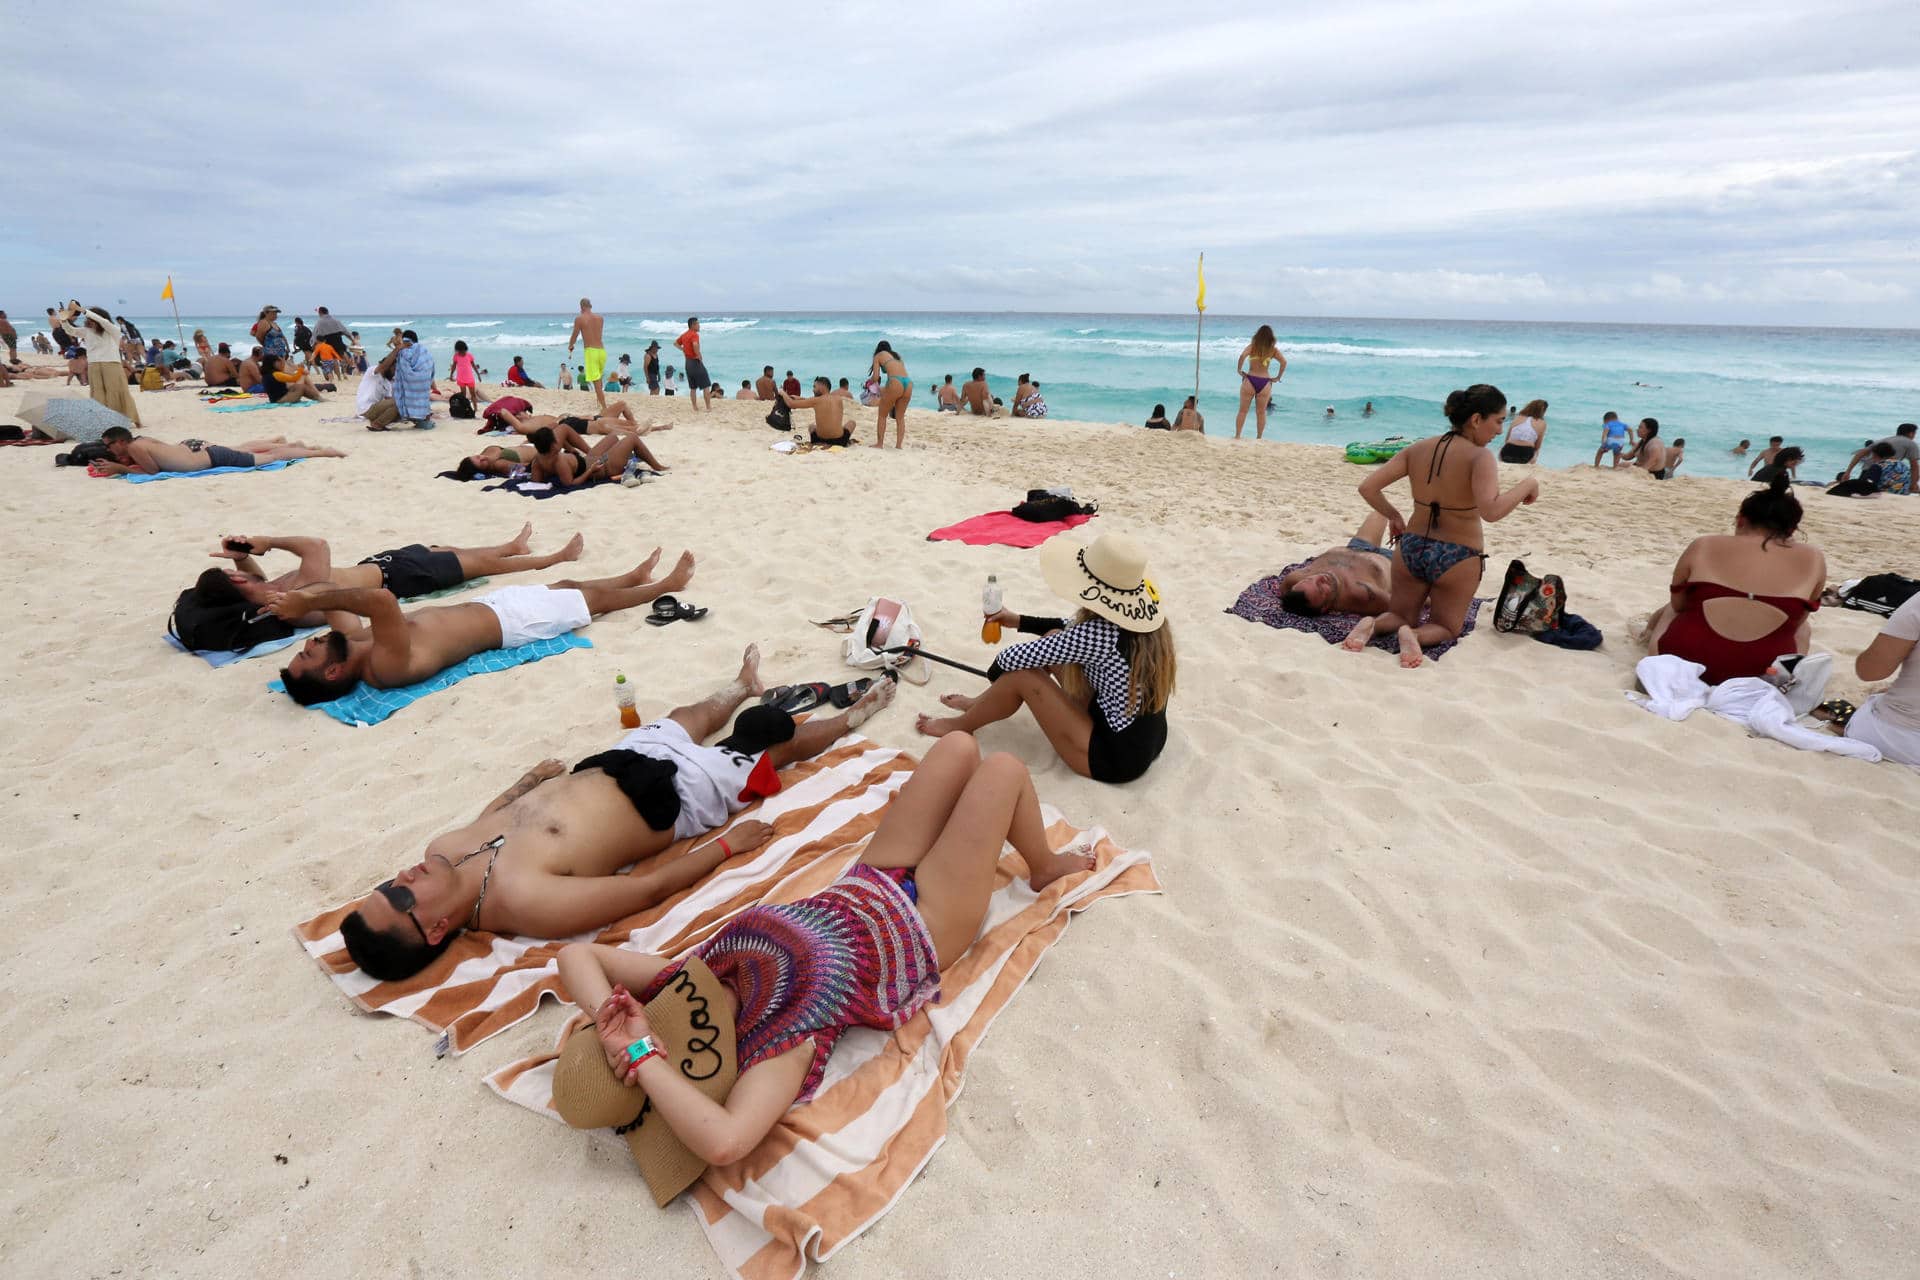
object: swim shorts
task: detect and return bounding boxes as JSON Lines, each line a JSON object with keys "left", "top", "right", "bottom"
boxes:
{"left": 361, "top": 544, "right": 463, "bottom": 599}
{"left": 203, "top": 445, "right": 255, "bottom": 469}
{"left": 585, "top": 717, "right": 785, "bottom": 839}
{"left": 684, "top": 358, "right": 711, "bottom": 391}
{"left": 1346, "top": 536, "right": 1393, "bottom": 559}
{"left": 479, "top": 585, "right": 591, "bottom": 648}
{"left": 582, "top": 347, "right": 607, "bottom": 383}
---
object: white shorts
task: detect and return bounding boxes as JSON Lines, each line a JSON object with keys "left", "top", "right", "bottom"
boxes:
{"left": 1844, "top": 695, "right": 1920, "bottom": 768}
{"left": 480, "top": 585, "right": 591, "bottom": 648}
{"left": 611, "top": 718, "right": 763, "bottom": 839}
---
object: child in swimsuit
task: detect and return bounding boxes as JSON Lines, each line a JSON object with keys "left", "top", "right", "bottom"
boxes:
{"left": 1345, "top": 384, "right": 1540, "bottom": 667}
{"left": 452, "top": 341, "right": 480, "bottom": 403}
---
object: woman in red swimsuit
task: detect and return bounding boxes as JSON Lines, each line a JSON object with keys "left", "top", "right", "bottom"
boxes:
{"left": 1645, "top": 473, "right": 1827, "bottom": 684}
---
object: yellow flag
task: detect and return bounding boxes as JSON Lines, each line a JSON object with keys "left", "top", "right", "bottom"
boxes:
{"left": 1195, "top": 254, "right": 1206, "bottom": 313}
{"left": 161, "top": 276, "right": 174, "bottom": 301}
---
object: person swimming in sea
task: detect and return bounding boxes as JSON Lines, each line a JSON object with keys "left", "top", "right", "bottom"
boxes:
{"left": 1342, "top": 384, "right": 1540, "bottom": 667}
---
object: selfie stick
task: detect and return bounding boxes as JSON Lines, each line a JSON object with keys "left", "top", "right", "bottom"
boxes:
{"left": 879, "top": 643, "right": 992, "bottom": 680}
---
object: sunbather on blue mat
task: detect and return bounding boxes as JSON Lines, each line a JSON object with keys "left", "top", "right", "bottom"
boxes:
{"left": 91, "top": 426, "right": 345, "bottom": 477}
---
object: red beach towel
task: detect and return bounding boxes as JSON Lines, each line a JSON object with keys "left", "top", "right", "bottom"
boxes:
{"left": 926, "top": 509, "right": 1093, "bottom": 548}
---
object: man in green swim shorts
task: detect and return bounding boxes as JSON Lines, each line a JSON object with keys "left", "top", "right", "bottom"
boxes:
{"left": 568, "top": 297, "right": 608, "bottom": 415}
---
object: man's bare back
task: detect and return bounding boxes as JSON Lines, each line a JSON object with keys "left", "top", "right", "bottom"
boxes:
{"left": 961, "top": 378, "right": 997, "bottom": 415}
{"left": 756, "top": 373, "right": 777, "bottom": 400}
{"left": 335, "top": 599, "right": 504, "bottom": 686}
{"left": 780, "top": 383, "right": 850, "bottom": 440}
{"left": 569, "top": 306, "right": 605, "bottom": 350}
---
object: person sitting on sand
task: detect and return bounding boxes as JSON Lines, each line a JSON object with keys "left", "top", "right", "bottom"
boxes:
{"left": 93, "top": 426, "right": 345, "bottom": 476}
{"left": 552, "top": 731, "right": 1093, "bottom": 1168}
{"left": 755, "top": 366, "right": 778, "bottom": 400}
{"left": 1498, "top": 399, "right": 1548, "bottom": 464}
{"left": 1836, "top": 593, "right": 1920, "bottom": 765}
{"left": 777, "top": 377, "right": 854, "bottom": 444}
{"left": 188, "top": 524, "right": 584, "bottom": 624}
{"left": 1173, "top": 396, "right": 1204, "bottom": 432}
{"left": 1639, "top": 474, "right": 1824, "bottom": 684}
{"left": 1144, "top": 403, "right": 1172, "bottom": 431}
{"left": 1828, "top": 443, "right": 1896, "bottom": 497}
{"left": 1746, "top": 436, "right": 1785, "bottom": 478}
{"left": 1663, "top": 438, "right": 1686, "bottom": 477}
{"left": 1013, "top": 378, "right": 1048, "bottom": 419}
{"left": 1751, "top": 446, "right": 1802, "bottom": 485}
{"left": 393, "top": 330, "right": 435, "bottom": 426}
{"left": 1593, "top": 411, "right": 1631, "bottom": 468}
{"left": 1838, "top": 423, "right": 1918, "bottom": 495}
{"left": 917, "top": 533, "right": 1175, "bottom": 784}
{"left": 869, "top": 341, "right": 913, "bottom": 448}
{"left": 835, "top": 377, "right": 854, "bottom": 401}
{"left": 937, "top": 374, "right": 961, "bottom": 411}
{"left": 201, "top": 343, "right": 240, "bottom": 388}
{"left": 1275, "top": 513, "right": 1397, "bottom": 617}
{"left": 524, "top": 425, "right": 666, "bottom": 487}
{"left": 959, "top": 367, "right": 1000, "bottom": 417}
{"left": 273, "top": 548, "right": 697, "bottom": 705}
{"left": 735, "top": 380, "right": 757, "bottom": 400}
{"left": 1343, "top": 385, "right": 1540, "bottom": 667}
{"left": 1626, "top": 418, "right": 1668, "bottom": 477}
{"left": 261, "top": 353, "right": 325, "bottom": 404}
{"left": 504, "top": 356, "right": 543, "bottom": 388}
{"left": 336, "top": 644, "right": 898, "bottom": 980}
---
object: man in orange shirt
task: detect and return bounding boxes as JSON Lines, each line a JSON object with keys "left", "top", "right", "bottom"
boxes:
{"left": 673, "top": 317, "right": 712, "bottom": 412}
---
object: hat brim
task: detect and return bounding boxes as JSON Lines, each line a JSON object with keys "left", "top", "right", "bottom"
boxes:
{"left": 549, "top": 956, "right": 738, "bottom": 1207}
{"left": 1038, "top": 537, "right": 1163, "bottom": 633}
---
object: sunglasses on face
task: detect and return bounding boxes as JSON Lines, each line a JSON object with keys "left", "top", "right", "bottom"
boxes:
{"left": 375, "top": 880, "right": 429, "bottom": 942}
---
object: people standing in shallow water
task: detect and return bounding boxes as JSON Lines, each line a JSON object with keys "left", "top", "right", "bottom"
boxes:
{"left": 1344, "top": 384, "right": 1541, "bottom": 668}
{"left": 917, "top": 533, "right": 1175, "bottom": 784}
{"left": 1234, "top": 324, "right": 1285, "bottom": 440}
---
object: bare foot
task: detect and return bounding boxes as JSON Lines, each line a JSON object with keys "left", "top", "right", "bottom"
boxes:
{"left": 845, "top": 678, "right": 896, "bottom": 729}
{"left": 738, "top": 644, "right": 764, "bottom": 698}
{"left": 558, "top": 532, "right": 585, "bottom": 563}
{"left": 1027, "top": 841, "right": 1097, "bottom": 892}
{"left": 506, "top": 522, "right": 532, "bottom": 556}
{"left": 1397, "top": 625, "right": 1425, "bottom": 669}
{"left": 1340, "top": 617, "right": 1378, "bottom": 652}
{"left": 939, "top": 692, "right": 975, "bottom": 712}
{"left": 624, "top": 547, "right": 662, "bottom": 585}
{"left": 657, "top": 551, "right": 695, "bottom": 594}
{"left": 915, "top": 712, "right": 961, "bottom": 738}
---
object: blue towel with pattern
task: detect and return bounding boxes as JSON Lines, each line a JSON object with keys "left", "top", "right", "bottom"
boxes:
{"left": 268, "top": 632, "right": 592, "bottom": 726}
{"left": 208, "top": 398, "right": 321, "bottom": 413}
{"left": 122, "top": 459, "right": 301, "bottom": 483}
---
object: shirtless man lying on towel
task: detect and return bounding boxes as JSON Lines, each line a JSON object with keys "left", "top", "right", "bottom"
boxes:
{"left": 272, "top": 547, "right": 695, "bottom": 705}
{"left": 185, "top": 523, "right": 584, "bottom": 626}
{"left": 338, "top": 644, "right": 897, "bottom": 980}
{"left": 1274, "top": 513, "right": 1396, "bottom": 617}
{"left": 94, "top": 426, "right": 345, "bottom": 475}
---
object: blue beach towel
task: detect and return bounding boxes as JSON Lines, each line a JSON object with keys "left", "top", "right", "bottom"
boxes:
{"left": 268, "top": 632, "right": 592, "bottom": 726}
{"left": 165, "top": 627, "right": 319, "bottom": 666}
{"left": 122, "top": 459, "right": 301, "bottom": 483}
{"left": 208, "top": 398, "right": 321, "bottom": 413}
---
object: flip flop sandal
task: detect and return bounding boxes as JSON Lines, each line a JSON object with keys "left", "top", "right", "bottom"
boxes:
{"left": 771, "top": 682, "right": 831, "bottom": 714}
{"left": 645, "top": 596, "right": 711, "bottom": 627}
{"left": 1813, "top": 698, "right": 1856, "bottom": 728}
{"left": 826, "top": 677, "right": 875, "bottom": 709}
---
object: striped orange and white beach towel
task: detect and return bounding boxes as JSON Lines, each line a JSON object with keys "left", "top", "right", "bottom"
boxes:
{"left": 292, "top": 736, "right": 924, "bottom": 1056}
{"left": 486, "top": 812, "right": 1159, "bottom": 1280}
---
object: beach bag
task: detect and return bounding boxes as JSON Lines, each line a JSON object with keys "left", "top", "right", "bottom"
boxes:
{"left": 140, "top": 364, "right": 164, "bottom": 391}
{"left": 1838, "top": 573, "right": 1920, "bottom": 617}
{"left": 1493, "top": 559, "right": 1566, "bottom": 635}
{"left": 449, "top": 392, "right": 476, "bottom": 419}
{"left": 167, "top": 590, "right": 296, "bottom": 653}
{"left": 839, "top": 597, "right": 928, "bottom": 681}
{"left": 1012, "top": 495, "right": 1096, "bottom": 522}
{"left": 765, "top": 400, "right": 792, "bottom": 432}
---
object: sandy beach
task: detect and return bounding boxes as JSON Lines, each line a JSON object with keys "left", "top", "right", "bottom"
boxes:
{"left": 1, "top": 366, "right": 1916, "bottom": 1278}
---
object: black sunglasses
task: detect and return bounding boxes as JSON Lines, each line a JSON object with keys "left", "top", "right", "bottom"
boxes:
{"left": 375, "top": 880, "right": 429, "bottom": 943}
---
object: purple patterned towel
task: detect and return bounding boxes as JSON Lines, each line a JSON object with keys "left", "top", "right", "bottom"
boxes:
{"left": 1227, "top": 560, "right": 1483, "bottom": 661}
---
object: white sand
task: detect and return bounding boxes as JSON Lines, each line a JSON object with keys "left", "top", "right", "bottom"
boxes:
{"left": 2, "top": 367, "right": 1916, "bottom": 1277}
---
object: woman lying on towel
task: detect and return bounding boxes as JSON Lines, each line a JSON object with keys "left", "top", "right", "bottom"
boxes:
{"left": 1642, "top": 473, "right": 1826, "bottom": 684}
{"left": 915, "top": 532, "right": 1176, "bottom": 784}
{"left": 1343, "top": 384, "right": 1541, "bottom": 668}
{"left": 553, "top": 735, "right": 1094, "bottom": 1190}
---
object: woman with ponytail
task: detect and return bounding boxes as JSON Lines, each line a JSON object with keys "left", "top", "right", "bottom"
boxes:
{"left": 1643, "top": 473, "right": 1827, "bottom": 683}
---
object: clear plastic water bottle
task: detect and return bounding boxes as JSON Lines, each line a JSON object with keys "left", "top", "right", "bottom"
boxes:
{"left": 615, "top": 672, "right": 640, "bottom": 728}
{"left": 980, "top": 575, "right": 1002, "bottom": 644}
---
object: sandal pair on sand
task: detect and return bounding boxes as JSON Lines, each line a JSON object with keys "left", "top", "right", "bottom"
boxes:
{"left": 759, "top": 675, "right": 883, "bottom": 715}
{"left": 645, "top": 596, "right": 708, "bottom": 628}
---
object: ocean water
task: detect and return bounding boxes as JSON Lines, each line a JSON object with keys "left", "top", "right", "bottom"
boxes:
{"left": 125, "top": 311, "right": 1917, "bottom": 479}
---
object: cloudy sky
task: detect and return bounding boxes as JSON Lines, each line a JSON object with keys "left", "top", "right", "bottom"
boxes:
{"left": 6, "top": 0, "right": 1917, "bottom": 326}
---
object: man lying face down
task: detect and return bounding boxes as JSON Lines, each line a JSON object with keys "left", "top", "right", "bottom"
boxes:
{"left": 339, "top": 646, "right": 896, "bottom": 979}
{"left": 1274, "top": 512, "right": 1396, "bottom": 617}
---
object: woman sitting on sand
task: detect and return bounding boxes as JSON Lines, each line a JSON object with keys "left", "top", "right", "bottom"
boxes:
{"left": 193, "top": 329, "right": 212, "bottom": 361}
{"left": 1751, "top": 446, "right": 1803, "bottom": 485}
{"left": 1498, "top": 399, "right": 1548, "bottom": 464}
{"left": 1234, "top": 324, "right": 1287, "bottom": 440}
{"left": 552, "top": 733, "right": 1095, "bottom": 1181}
{"left": 1344, "top": 384, "right": 1540, "bottom": 667}
{"left": 916, "top": 533, "right": 1175, "bottom": 784}
{"left": 1144, "top": 403, "right": 1172, "bottom": 430}
{"left": 1828, "top": 443, "right": 1895, "bottom": 497}
{"left": 260, "top": 354, "right": 325, "bottom": 404}
{"left": 1641, "top": 474, "right": 1826, "bottom": 684}
{"left": 869, "top": 341, "right": 912, "bottom": 448}
{"left": 1837, "top": 592, "right": 1920, "bottom": 765}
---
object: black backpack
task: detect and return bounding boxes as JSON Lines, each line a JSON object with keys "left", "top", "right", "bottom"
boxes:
{"left": 448, "top": 392, "right": 476, "bottom": 419}
{"left": 766, "top": 400, "right": 792, "bottom": 431}
{"left": 1840, "top": 573, "right": 1920, "bottom": 617}
{"left": 1011, "top": 493, "right": 1097, "bottom": 522}
{"left": 167, "top": 589, "right": 298, "bottom": 653}
{"left": 54, "top": 441, "right": 113, "bottom": 467}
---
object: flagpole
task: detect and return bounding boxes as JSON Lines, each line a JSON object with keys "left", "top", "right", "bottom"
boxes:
{"left": 1192, "top": 251, "right": 1205, "bottom": 407}
{"left": 165, "top": 276, "right": 184, "bottom": 347}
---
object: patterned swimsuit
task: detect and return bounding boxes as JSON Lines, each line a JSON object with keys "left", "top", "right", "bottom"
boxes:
{"left": 638, "top": 865, "right": 940, "bottom": 1103}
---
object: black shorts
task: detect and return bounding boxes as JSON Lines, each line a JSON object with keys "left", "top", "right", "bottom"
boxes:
{"left": 573, "top": 750, "right": 681, "bottom": 832}
{"left": 361, "top": 544, "right": 464, "bottom": 598}
{"left": 558, "top": 415, "right": 590, "bottom": 430}
{"left": 1087, "top": 709, "right": 1167, "bottom": 784}
{"left": 810, "top": 431, "right": 852, "bottom": 446}
{"left": 202, "top": 445, "right": 256, "bottom": 469}
{"left": 1498, "top": 443, "right": 1536, "bottom": 464}
{"left": 684, "top": 358, "right": 711, "bottom": 391}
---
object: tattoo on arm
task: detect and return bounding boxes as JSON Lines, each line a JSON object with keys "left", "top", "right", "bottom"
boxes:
{"left": 481, "top": 769, "right": 549, "bottom": 816}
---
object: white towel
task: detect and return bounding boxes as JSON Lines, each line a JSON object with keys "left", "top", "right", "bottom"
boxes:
{"left": 1628, "top": 656, "right": 1881, "bottom": 761}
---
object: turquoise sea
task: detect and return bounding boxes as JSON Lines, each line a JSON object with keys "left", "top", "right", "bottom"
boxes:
{"left": 124, "top": 311, "right": 1916, "bottom": 479}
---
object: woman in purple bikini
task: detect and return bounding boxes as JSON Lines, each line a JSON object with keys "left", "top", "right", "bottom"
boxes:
{"left": 1233, "top": 324, "right": 1287, "bottom": 439}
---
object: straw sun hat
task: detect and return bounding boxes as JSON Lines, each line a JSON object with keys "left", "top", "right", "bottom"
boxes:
{"left": 1038, "top": 532, "right": 1164, "bottom": 632}
{"left": 551, "top": 956, "right": 739, "bottom": 1206}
